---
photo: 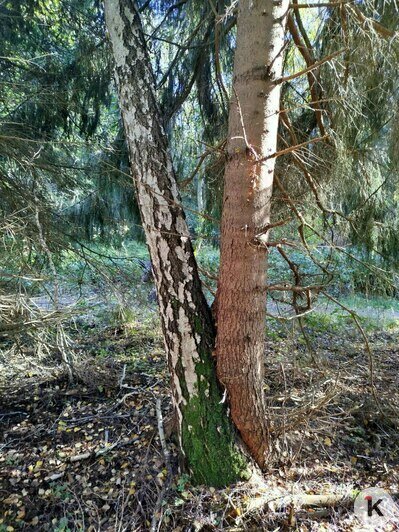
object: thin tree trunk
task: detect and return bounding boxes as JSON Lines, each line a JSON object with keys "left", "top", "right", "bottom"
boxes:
{"left": 104, "top": 0, "right": 245, "bottom": 486}
{"left": 216, "top": 0, "right": 289, "bottom": 469}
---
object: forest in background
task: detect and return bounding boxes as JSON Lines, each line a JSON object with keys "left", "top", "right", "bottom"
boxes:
{"left": 1, "top": 0, "right": 399, "bottom": 530}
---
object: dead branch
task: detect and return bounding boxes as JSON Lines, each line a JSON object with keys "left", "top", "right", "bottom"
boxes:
{"left": 178, "top": 139, "right": 225, "bottom": 189}
{"left": 349, "top": 5, "right": 396, "bottom": 39}
{"left": 150, "top": 399, "right": 173, "bottom": 532}
{"left": 68, "top": 435, "right": 140, "bottom": 463}
{"left": 290, "top": 1, "right": 351, "bottom": 8}
{"left": 260, "top": 135, "right": 329, "bottom": 162}
{"left": 287, "top": 12, "right": 326, "bottom": 135}
{"left": 197, "top": 265, "right": 218, "bottom": 281}
{"left": 276, "top": 48, "right": 346, "bottom": 84}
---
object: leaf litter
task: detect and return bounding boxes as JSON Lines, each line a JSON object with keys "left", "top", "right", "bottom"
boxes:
{"left": 1, "top": 315, "right": 399, "bottom": 531}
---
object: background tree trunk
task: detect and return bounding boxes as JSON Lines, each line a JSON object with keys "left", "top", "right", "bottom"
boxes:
{"left": 104, "top": 0, "right": 245, "bottom": 486}
{"left": 216, "top": 0, "right": 289, "bottom": 469}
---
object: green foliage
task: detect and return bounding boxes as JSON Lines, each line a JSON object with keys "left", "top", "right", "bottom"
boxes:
{"left": 195, "top": 239, "right": 398, "bottom": 301}
{"left": 319, "top": 1, "right": 399, "bottom": 265}
{"left": 52, "top": 517, "right": 72, "bottom": 532}
{"left": 50, "top": 483, "right": 71, "bottom": 502}
{"left": 176, "top": 473, "right": 191, "bottom": 492}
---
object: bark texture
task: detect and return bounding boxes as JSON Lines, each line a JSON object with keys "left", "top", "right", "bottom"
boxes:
{"left": 216, "top": 0, "right": 289, "bottom": 469}
{"left": 104, "top": 0, "right": 245, "bottom": 486}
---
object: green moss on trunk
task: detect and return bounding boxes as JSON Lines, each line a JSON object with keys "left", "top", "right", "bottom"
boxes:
{"left": 180, "top": 351, "right": 248, "bottom": 486}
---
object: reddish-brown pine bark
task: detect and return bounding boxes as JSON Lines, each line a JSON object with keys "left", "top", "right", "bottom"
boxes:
{"left": 216, "top": 0, "right": 289, "bottom": 469}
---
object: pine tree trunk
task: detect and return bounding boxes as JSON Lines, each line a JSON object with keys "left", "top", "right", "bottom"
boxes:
{"left": 216, "top": 0, "right": 289, "bottom": 469}
{"left": 104, "top": 0, "right": 245, "bottom": 486}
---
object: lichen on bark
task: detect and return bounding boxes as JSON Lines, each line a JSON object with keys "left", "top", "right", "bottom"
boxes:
{"left": 104, "top": 0, "right": 247, "bottom": 486}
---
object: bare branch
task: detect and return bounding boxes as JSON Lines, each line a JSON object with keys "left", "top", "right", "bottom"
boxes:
{"left": 276, "top": 48, "right": 346, "bottom": 84}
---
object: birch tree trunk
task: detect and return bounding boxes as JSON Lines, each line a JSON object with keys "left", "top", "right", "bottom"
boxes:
{"left": 216, "top": 0, "right": 289, "bottom": 469}
{"left": 104, "top": 0, "right": 245, "bottom": 486}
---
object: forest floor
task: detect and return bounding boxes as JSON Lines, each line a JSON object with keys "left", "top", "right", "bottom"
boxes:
{"left": 1, "top": 288, "right": 399, "bottom": 531}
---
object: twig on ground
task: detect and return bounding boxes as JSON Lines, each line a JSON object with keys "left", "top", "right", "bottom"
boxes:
{"left": 150, "top": 398, "right": 173, "bottom": 532}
